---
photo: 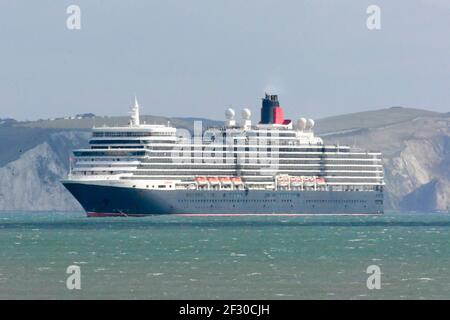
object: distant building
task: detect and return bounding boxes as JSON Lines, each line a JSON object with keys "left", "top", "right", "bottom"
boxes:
{"left": 75, "top": 113, "right": 96, "bottom": 119}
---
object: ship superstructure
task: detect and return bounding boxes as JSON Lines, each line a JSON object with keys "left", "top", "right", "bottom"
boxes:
{"left": 62, "top": 94, "right": 384, "bottom": 216}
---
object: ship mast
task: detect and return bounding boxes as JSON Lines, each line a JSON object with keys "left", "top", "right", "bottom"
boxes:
{"left": 130, "top": 95, "right": 140, "bottom": 126}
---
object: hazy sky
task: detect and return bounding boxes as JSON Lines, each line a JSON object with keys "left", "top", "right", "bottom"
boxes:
{"left": 1, "top": 0, "right": 449, "bottom": 121}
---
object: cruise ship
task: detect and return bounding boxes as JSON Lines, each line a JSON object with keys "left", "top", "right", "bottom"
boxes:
{"left": 62, "top": 94, "right": 384, "bottom": 216}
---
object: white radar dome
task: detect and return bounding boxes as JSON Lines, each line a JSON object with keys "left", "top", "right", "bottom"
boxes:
{"left": 225, "top": 108, "right": 235, "bottom": 119}
{"left": 298, "top": 117, "right": 307, "bottom": 130}
{"left": 306, "top": 118, "right": 315, "bottom": 129}
{"left": 241, "top": 108, "right": 251, "bottom": 120}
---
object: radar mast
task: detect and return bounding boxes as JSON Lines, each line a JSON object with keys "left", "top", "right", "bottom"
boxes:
{"left": 130, "top": 95, "right": 140, "bottom": 126}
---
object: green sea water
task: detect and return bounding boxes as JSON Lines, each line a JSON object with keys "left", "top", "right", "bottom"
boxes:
{"left": 0, "top": 212, "right": 449, "bottom": 299}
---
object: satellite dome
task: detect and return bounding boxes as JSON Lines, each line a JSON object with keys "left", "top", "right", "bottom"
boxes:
{"left": 225, "top": 108, "right": 235, "bottom": 119}
{"left": 241, "top": 108, "right": 251, "bottom": 120}
{"left": 306, "top": 118, "right": 315, "bottom": 129}
{"left": 298, "top": 117, "right": 307, "bottom": 130}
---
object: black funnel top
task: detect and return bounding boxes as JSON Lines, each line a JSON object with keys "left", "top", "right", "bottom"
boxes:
{"left": 260, "top": 93, "right": 279, "bottom": 124}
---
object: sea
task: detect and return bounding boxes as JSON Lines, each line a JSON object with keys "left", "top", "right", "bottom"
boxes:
{"left": 0, "top": 211, "right": 449, "bottom": 299}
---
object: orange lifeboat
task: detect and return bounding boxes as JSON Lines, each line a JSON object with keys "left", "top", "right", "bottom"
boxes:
{"left": 316, "top": 177, "right": 326, "bottom": 185}
{"left": 277, "top": 175, "right": 290, "bottom": 186}
{"left": 219, "top": 177, "right": 232, "bottom": 185}
{"left": 207, "top": 176, "right": 220, "bottom": 185}
{"left": 231, "top": 177, "right": 243, "bottom": 185}
{"left": 290, "top": 176, "right": 302, "bottom": 186}
{"left": 304, "top": 176, "right": 315, "bottom": 186}
{"left": 195, "top": 176, "right": 208, "bottom": 185}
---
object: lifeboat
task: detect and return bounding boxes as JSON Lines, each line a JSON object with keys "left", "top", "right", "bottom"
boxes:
{"left": 207, "top": 176, "right": 220, "bottom": 185}
{"left": 290, "top": 176, "right": 302, "bottom": 187}
{"left": 304, "top": 176, "right": 315, "bottom": 186}
{"left": 316, "top": 177, "right": 326, "bottom": 185}
{"left": 277, "top": 175, "right": 290, "bottom": 186}
{"left": 231, "top": 177, "right": 243, "bottom": 185}
{"left": 219, "top": 177, "right": 232, "bottom": 185}
{"left": 195, "top": 176, "right": 209, "bottom": 185}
